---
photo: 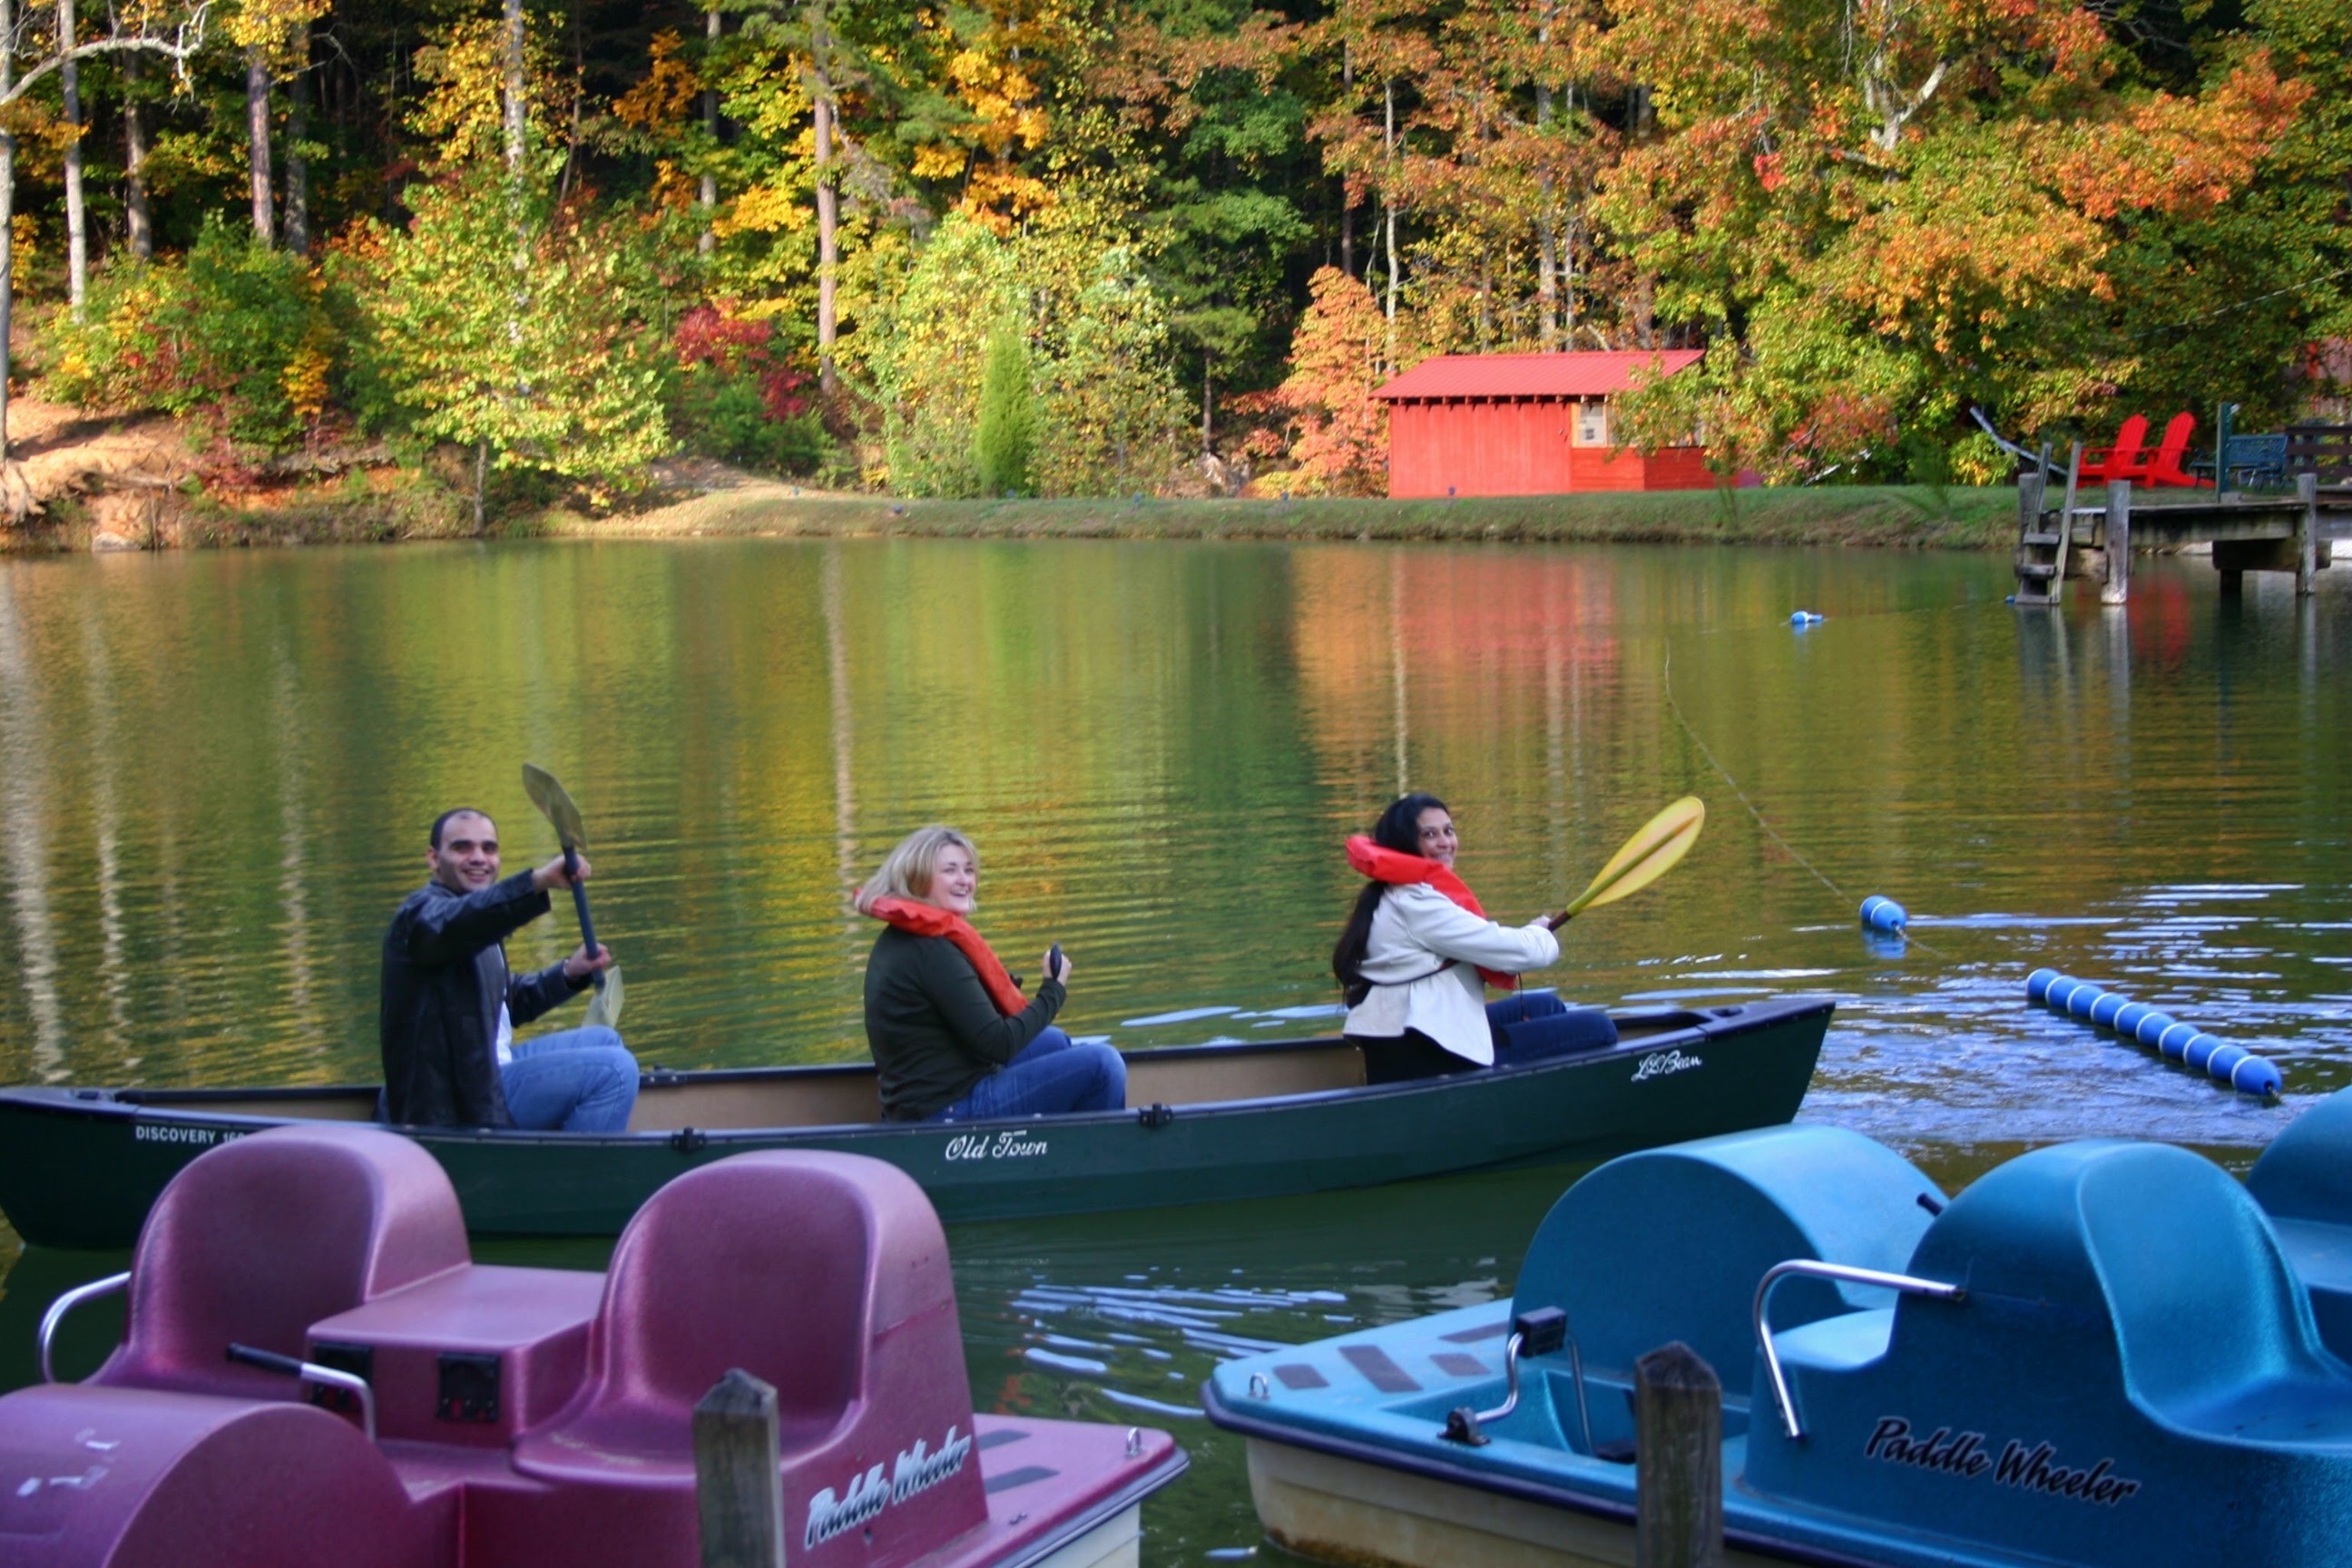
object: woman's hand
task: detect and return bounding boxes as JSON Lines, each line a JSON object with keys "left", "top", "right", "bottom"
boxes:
{"left": 1042, "top": 947, "right": 1073, "bottom": 986}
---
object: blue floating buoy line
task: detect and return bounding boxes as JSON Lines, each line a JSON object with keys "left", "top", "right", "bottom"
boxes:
{"left": 1859, "top": 896, "right": 1907, "bottom": 932}
{"left": 1790, "top": 611, "right": 1826, "bottom": 626}
{"left": 2026, "top": 969, "right": 2284, "bottom": 1098}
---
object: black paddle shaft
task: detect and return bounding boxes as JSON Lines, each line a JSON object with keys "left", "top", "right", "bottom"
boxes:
{"left": 562, "top": 846, "right": 603, "bottom": 992}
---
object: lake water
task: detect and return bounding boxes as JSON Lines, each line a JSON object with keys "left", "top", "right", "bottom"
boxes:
{"left": 3, "top": 536, "right": 2350, "bottom": 1561}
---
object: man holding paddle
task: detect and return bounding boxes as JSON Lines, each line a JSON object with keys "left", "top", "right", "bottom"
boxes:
{"left": 379, "top": 807, "right": 639, "bottom": 1131}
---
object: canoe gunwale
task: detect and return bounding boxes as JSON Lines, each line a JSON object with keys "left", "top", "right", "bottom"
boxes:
{"left": 0, "top": 997, "right": 1829, "bottom": 1146}
{"left": 1205, "top": 1386, "right": 1889, "bottom": 1568}
{"left": 0, "top": 995, "right": 1830, "bottom": 1246}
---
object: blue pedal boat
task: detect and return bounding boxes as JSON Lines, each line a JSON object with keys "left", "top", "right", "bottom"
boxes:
{"left": 1204, "top": 1095, "right": 2352, "bottom": 1568}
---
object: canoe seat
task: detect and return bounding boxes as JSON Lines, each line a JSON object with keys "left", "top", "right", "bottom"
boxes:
{"left": 90, "top": 1124, "right": 471, "bottom": 1401}
{"left": 513, "top": 1151, "right": 978, "bottom": 1483}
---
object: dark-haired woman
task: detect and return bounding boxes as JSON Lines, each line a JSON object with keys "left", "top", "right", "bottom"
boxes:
{"left": 1333, "top": 793, "right": 1559, "bottom": 1083}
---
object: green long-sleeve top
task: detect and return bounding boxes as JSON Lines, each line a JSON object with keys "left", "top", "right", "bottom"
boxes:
{"left": 863, "top": 926, "right": 1067, "bottom": 1121}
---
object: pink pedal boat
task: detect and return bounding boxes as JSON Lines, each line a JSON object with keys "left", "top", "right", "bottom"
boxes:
{"left": 0, "top": 1125, "right": 1185, "bottom": 1568}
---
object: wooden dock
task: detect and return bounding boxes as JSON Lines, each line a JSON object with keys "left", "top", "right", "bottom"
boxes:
{"left": 2014, "top": 466, "right": 2352, "bottom": 605}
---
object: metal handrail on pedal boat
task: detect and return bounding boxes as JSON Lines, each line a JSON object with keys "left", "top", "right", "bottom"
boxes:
{"left": 226, "top": 1342, "right": 380, "bottom": 1442}
{"left": 38, "top": 1271, "right": 129, "bottom": 1384}
{"left": 1754, "top": 1260, "right": 1965, "bottom": 1440}
{"left": 1441, "top": 1308, "right": 1594, "bottom": 1453}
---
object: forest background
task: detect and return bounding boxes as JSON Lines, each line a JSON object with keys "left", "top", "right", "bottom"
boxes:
{"left": 0, "top": 0, "right": 2346, "bottom": 518}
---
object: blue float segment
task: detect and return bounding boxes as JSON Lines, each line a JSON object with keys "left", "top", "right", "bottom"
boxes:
{"left": 2025, "top": 973, "right": 2281, "bottom": 1097}
{"left": 2234, "top": 1054, "right": 2286, "bottom": 1097}
{"left": 1858, "top": 896, "right": 1906, "bottom": 931}
{"left": 1790, "top": 611, "right": 1825, "bottom": 626}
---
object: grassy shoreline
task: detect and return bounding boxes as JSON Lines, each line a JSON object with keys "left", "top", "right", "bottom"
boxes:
{"left": 534, "top": 482, "right": 2018, "bottom": 550}
{"left": 1, "top": 460, "right": 2022, "bottom": 554}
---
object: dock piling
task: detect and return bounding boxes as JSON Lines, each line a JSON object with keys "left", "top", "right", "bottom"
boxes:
{"left": 695, "top": 1367, "right": 787, "bottom": 1568}
{"left": 1635, "top": 1341, "right": 1725, "bottom": 1568}
{"left": 2299, "top": 472, "right": 2319, "bottom": 597}
{"left": 2102, "top": 482, "right": 2131, "bottom": 605}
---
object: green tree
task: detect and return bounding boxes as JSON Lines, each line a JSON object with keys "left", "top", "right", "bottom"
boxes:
{"left": 973, "top": 313, "right": 1036, "bottom": 495}
{"left": 339, "top": 166, "right": 670, "bottom": 524}
{"left": 1036, "top": 244, "right": 1188, "bottom": 495}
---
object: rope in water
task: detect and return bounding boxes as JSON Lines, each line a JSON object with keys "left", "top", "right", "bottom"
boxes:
{"left": 1661, "top": 640, "right": 1949, "bottom": 959}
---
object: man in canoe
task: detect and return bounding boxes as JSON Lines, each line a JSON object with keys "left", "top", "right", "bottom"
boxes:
{"left": 379, "top": 807, "right": 639, "bottom": 1131}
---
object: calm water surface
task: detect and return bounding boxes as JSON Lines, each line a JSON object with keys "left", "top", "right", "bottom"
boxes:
{"left": 3, "top": 536, "right": 2349, "bottom": 1561}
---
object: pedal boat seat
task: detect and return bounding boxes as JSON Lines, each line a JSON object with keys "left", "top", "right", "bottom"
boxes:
{"left": 506, "top": 1152, "right": 991, "bottom": 1564}
{"left": 1512, "top": 1124, "right": 1943, "bottom": 1406}
{"left": 2247, "top": 1085, "right": 2352, "bottom": 1357}
{"left": 89, "top": 1123, "right": 471, "bottom": 1401}
{"left": 1749, "top": 1142, "right": 2352, "bottom": 1566}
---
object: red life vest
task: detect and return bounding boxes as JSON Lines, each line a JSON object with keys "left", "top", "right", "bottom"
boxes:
{"left": 863, "top": 895, "right": 1029, "bottom": 1017}
{"left": 1346, "top": 836, "right": 1519, "bottom": 991}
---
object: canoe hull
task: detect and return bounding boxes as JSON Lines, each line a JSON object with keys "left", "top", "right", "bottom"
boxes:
{"left": 0, "top": 999, "right": 1829, "bottom": 1249}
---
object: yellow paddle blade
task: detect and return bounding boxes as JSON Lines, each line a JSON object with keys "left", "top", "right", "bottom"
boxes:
{"left": 1559, "top": 797, "right": 1706, "bottom": 921}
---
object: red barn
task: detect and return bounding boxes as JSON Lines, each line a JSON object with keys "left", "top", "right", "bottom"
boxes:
{"left": 1372, "top": 349, "right": 1710, "bottom": 498}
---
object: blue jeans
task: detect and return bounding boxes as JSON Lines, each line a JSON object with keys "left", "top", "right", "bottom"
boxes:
{"left": 926, "top": 1028, "right": 1127, "bottom": 1122}
{"left": 502, "top": 1026, "right": 640, "bottom": 1132}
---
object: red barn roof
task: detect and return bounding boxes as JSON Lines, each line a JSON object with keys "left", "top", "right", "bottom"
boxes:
{"left": 1374, "top": 349, "right": 1704, "bottom": 402}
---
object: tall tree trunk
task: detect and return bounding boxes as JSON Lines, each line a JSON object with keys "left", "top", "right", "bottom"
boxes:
{"left": 1338, "top": 43, "right": 1354, "bottom": 278}
{"left": 560, "top": 0, "right": 583, "bottom": 201}
{"left": 502, "top": 0, "right": 526, "bottom": 176}
{"left": 0, "top": 0, "right": 15, "bottom": 471}
{"left": 814, "top": 72, "right": 838, "bottom": 398}
{"left": 1383, "top": 80, "right": 1398, "bottom": 371}
{"left": 58, "top": 0, "right": 84, "bottom": 311}
{"left": 1535, "top": 4, "right": 1557, "bottom": 351}
{"left": 698, "top": 4, "right": 719, "bottom": 254}
{"left": 283, "top": 34, "right": 310, "bottom": 255}
{"left": 247, "top": 48, "right": 273, "bottom": 242}
{"left": 123, "top": 54, "right": 152, "bottom": 260}
{"left": 1200, "top": 355, "right": 1212, "bottom": 456}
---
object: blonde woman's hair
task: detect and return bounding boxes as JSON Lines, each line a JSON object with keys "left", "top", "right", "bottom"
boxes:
{"left": 855, "top": 826, "right": 978, "bottom": 916}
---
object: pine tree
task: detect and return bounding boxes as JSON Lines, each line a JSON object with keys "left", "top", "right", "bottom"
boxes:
{"left": 973, "top": 315, "right": 1037, "bottom": 495}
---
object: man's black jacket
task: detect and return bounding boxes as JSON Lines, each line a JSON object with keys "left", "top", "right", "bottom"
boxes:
{"left": 380, "top": 870, "right": 584, "bottom": 1127}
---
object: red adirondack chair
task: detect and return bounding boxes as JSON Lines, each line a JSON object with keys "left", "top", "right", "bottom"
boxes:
{"left": 2079, "top": 414, "right": 2150, "bottom": 483}
{"left": 2142, "top": 411, "right": 2212, "bottom": 488}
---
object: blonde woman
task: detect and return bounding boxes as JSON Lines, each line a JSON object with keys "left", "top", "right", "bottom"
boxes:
{"left": 857, "top": 825, "right": 1125, "bottom": 1122}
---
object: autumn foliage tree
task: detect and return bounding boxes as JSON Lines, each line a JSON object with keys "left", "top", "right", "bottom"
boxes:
{"left": 1264, "top": 266, "right": 1394, "bottom": 495}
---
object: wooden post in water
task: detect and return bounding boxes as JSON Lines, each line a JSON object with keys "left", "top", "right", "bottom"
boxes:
{"left": 2102, "top": 481, "right": 2131, "bottom": 605}
{"left": 1635, "top": 1341, "right": 1723, "bottom": 1568}
{"left": 2298, "top": 471, "right": 2319, "bottom": 597}
{"left": 696, "top": 1368, "right": 785, "bottom": 1568}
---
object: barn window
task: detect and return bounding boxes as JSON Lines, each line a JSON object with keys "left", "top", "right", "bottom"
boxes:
{"left": 1573, "top": 401, "right": 1609, "bottom": 446}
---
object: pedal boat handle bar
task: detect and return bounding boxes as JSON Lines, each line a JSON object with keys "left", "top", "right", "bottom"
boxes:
{"left": 1754, "top": 1260, "right": 1965, "bottom": 1442}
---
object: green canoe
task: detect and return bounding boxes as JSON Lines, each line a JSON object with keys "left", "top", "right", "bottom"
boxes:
{"left": 0, "top": 999, "right": 1829, "bottom": 1250}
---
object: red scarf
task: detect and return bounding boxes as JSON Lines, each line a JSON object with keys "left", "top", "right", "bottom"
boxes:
{"left": 1347, "top": 836, "right": 1518, "bottom": 991}
{"left": 863, "top": 895, "right": 1029, "bottom": 1016}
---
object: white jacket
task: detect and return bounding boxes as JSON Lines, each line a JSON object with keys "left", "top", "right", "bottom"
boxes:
{"left": 1342, "top": 882, "right": 1560, "bottom": 1065}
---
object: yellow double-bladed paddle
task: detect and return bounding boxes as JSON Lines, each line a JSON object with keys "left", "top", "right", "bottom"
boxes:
{"left": 1547, "top": 796, "right": 1706, "bottom": 930}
